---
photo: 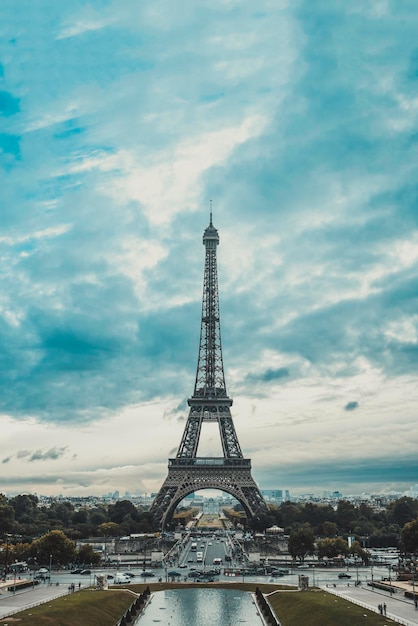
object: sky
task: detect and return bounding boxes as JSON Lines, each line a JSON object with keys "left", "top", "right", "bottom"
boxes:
{"left": 0, "top": 0, "right": 417, "bottom": 500}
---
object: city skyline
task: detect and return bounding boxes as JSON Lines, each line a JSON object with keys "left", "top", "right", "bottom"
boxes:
{"left": 1, "top": 1, "right": 417, "bottom": 498}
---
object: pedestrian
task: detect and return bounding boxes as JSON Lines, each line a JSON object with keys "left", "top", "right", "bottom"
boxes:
{"left": 378, "top": 604, "right": 382, "bottom": 614}
{"left": 383, "top": 603, "right": 386, "bottom": 615}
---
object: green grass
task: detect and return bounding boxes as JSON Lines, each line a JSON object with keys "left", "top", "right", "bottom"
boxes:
{"left": 268, "top": 589, "right": 398, "bottom": 626}
{"left": 0, "top": 590, "right": 134, "bottom": 626}
{"left": 0, "top": 583, "right": 398, "bottom": 626}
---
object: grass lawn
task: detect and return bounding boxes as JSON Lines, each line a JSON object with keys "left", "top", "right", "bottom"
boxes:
{"left": 267, "top": 589, "right": 397, "bottom": 626}
{"left": 0, "top": 583, "right": 397, "bottom": 626}
{"left": 0, "top": 590, "right": 134, "bottom": 626}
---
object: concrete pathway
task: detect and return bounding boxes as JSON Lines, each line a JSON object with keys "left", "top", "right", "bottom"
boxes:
{"left": 0, "top": 581, "right": 85, "bottom": 620}
{"left": 322, "top": 583, "right": 418, "bottom": 626}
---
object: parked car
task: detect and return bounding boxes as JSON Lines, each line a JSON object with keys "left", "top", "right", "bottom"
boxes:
{"left": 122, "top": 572, "right": 135, "bottom": 578}
{"left": 338, "top": 573, "right": 351, "bottom": 579}
{"left": 80, "top": 569, "right": 91, "bottom": 575}
{"left": 139, "top": 571, "right": 155, "bottom": 577}
{"left": 71, "top": 569, "right": 82, "bottom": 574}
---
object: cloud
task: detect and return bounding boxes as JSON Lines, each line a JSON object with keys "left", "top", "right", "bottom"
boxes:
{"left": 344, "top": 401, "right": 359, "bottom": 412}
{"left": 0, "top": 0, "right": 416, "bottom": 497}
{"left": 5, "top": 447, "right": 70, "bottom": 464}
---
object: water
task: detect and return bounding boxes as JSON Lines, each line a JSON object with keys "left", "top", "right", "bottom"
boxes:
{"left": 135, "top": 587, "right": 264, "bottom": 625}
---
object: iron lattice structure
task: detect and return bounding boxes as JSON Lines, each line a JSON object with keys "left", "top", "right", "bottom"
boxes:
{"left": 150, "top": 215, "right": 268, "bottom": 528}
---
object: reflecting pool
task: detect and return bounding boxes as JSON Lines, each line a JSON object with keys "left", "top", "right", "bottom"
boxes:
{"left": 135, "top": 587, "right": 264, "bottom": 625}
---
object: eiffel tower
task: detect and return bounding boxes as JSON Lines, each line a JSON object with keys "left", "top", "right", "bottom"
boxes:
{"left": 150, "top": 213, "right": 268, "bottom": 529}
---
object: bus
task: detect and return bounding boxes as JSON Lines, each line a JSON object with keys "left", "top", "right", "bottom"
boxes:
{"left": 10, "top": 562, "right": 28, "bottom": 573}
{"left": 196, "top": 552, "right": 203, "bottom": 563}
{"left": 191, "top": 542, "right": 197, "bottom": 551}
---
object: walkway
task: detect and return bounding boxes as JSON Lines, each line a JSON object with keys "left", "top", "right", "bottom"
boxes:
{"left": 322, "top": 584, "right": 418, "bottom": 626}
{"left": 0, "top": 581, "right": 85, "bottom": 619}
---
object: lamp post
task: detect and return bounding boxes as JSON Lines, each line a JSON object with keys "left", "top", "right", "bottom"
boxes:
{"left": 2, "top": 535, "right": 10, "bottom": 582}
{"left": 49, "top": 554, "right": 52, "bottom": 585}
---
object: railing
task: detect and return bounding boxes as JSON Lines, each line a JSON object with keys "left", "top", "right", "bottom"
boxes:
{"left": 169, "top": 457, "right": 251, "bottom": 467}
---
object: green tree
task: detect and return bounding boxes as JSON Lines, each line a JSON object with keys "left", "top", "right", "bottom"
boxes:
{"left": 248, "top": 513, "right": 276, "bottom": 533}
{"left": 321, "top": 521, "right": 337, "bottom": 537}
{"left": 0, "top": 503, "right": 15, "bottom": 533}
{"left": 97, "top": 522, "right": 123, "bottom": 537}
{"left": 30, "top": 530, "right": 76, "bottom": 566}
{"left": 350, "top": 540, "right": 370, "bottom": 564}
{"left": 108, "top": 500, "right": 139, "bottom": 525}
{"left": 288, "top": 524, "right": 315, "bottom": 562}
{"left": 280, "top": 502, "right": 301, "bottom": 529}
{"left": 387, "top": 498, "right": 418, "bottom": 527}
{"left": 77, "top": 543, "right": 101, "bottom": 566}
{"left": 401, "top": 518, "right": 418, "bottom": 555}
{"left": 317, "top": 537, "right": 349, "bottom": 559}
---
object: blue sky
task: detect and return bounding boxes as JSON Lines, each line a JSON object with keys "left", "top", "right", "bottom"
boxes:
{"left": 1, "top": 0, "right": 417, "bottom": 498}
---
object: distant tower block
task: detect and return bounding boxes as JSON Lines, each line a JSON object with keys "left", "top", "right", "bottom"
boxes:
{"left": 150, "top": 214, "right": 268, "bottom": 529}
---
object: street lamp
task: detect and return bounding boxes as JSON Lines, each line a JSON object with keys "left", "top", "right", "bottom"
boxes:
{"left": 49, "top": 554, "right": 52, "bottom": 585}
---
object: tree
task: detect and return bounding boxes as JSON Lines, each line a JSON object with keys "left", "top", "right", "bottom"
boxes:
{"left": 0, "top": 503, "right": 15, "bottom": 534}
{"left": 350, "top": 540, "right": 370, "bottom": 564}
{"left": 288, "top": 524, "right": 315, "bottom": 562}
{"left": 97, "top": 522, "right": 123, "bottom": 537}
{"left": 401, "top": 518, "right": 418, "bottom": 555}
{"left": 336, "top": 500, "right": 357, "bottom": 532}
{"left": 77, "top": 543, "right": 101, "bottom": 566}
{"left": 108, "top": 500, "right": 139, "bottom": 525}
{"left": 248, "top": 513, "right": 276, "bottom": 533}
{"left": 280, "top": 503, "right": 301, "bottom": 529}
{"left": 321, "top": 521, "right": 337, "bottom": 537}
{"left": 387, "top": 498, "right": 418, "bottom": 527}
{"left": 30, "top": 530, "right": 76, "bottom": 566}
{"left": 317, "top": 537, "right": 349, "bottom": 559}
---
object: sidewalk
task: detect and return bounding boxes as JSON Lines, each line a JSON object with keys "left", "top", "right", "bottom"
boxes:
{"left": 0, "top": 582, "right": 84, "bottom": 619}
{"left": 322, "top": 584, "right": 418, "bottom": 626}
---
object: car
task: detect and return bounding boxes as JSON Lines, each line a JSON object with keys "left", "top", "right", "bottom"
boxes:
{"left": 338, "top": 573, "right": 351, "bottom": 579}
{"left": 270, "top": 570, "right": 285, "bottom": 577}
{"left": 123, "top": 572, "right": 135, "bottom": 578}
{"left": 71, "top": 569, "right": 82, "bottom": 574}
{"left": 80, "top": 569, "right": 91, "bottom": 575}
{"left": 115, "top": 574, "right": 131, "bottom": 584}
{"left": 37, "top": 568, "right": 49, "bottom": 574}
{"left": 179, "top": 564, "right": 187, "bottom": 568}
{"left": 139, "top": 571, "right": 155, "bottom": 577}
{"left": 187, "top": 558, "right": 194, "bottom": 563}
{"left": 208, "top": 542, "right": 212, "bottom": 546}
